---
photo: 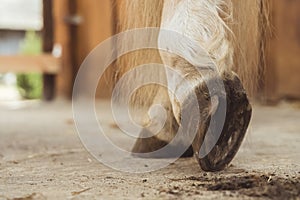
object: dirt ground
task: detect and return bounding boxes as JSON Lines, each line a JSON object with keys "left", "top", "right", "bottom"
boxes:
{"left": 0, "top": 99, "right": 299, "bottom": 200}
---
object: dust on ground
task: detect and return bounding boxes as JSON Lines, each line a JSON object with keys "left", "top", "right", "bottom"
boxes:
{"left": 0, "top": 100, "right": 299, "bottom": 200}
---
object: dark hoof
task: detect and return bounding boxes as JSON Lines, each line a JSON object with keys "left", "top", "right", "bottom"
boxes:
{"left": 193, "top": 72, "right": 252, "bottom": 172}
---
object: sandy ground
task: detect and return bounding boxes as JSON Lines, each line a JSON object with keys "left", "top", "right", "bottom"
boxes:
{"left": 0, "top": 99, "right": 299, "bottom": 200}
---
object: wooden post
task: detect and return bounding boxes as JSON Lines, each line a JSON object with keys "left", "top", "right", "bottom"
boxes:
{"left": 53, "top": 0, "right": 75, "bottom": 98}
{"left": 43, "top": 0, "right": 56, "bottom": 101}
{"left": 75, "top": 0, "right": 114, "bottom": 98}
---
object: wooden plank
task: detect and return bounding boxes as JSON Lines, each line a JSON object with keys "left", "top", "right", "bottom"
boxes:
{"left": 265, "top": 0, "right": 300, "bottom": 101}
{"left": 274, "top": 0, "right": 300, "bottom": 99}
{"left": 0, "top": 54, "right": 60, "bottom": 74}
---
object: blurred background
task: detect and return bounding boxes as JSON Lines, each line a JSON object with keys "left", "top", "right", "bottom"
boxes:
{"left": 0, "top": 0, "right": 299, "bottom": 105}
{"left": 0, "top": 0, "right": 114, "bottom": 105}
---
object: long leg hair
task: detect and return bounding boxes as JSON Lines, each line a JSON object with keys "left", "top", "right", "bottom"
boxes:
{"left": 112, "top": 0, "right": 269, "bottom": 99}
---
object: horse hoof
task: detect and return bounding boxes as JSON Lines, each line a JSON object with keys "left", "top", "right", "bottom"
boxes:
{"left": 191, "top": 72, "right": 252, "bottom": 172}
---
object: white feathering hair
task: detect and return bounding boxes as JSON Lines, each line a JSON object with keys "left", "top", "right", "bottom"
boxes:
{"left": 111, "top": 0, "right": 269, "bottom": 104}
